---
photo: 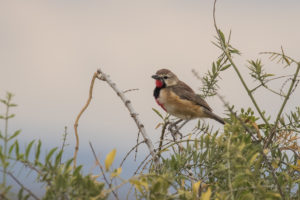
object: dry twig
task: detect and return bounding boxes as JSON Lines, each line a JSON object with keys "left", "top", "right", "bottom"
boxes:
{"left": 97, "top": 68, "right": 159, "bottom": 166}
{"left": 89, "top": 142, "right": 119, "bottom": 200}
{"left": 73, "top": 71, "right": 99, "bottom": 168}
{"left": 0, "top": 169, "right": 40, "bottom": 200}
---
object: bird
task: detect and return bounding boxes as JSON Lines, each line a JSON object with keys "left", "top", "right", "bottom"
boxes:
{"left": 152, "top": 68, "right": 225, "bottom": 124}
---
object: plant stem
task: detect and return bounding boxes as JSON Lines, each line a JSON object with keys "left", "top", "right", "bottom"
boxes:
{"left": 227, "top": 134, "right": 234, "bottom": 200}
{"left": 265, "top": 62, "right": 300, "bottom": 148}
{"left": 213, "top": 0, "right": 270, "bottom": 127}
{"left": 2, "top": 99, "right": 10, "bottom": 186}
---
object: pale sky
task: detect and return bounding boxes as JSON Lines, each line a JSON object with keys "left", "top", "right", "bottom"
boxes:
{"left": 0, "top": 0, "right": 299, "bottom": 175}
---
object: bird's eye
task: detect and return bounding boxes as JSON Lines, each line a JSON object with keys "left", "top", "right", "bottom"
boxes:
{"left": 163, "top": 76, "right": 168, "bottom": 79}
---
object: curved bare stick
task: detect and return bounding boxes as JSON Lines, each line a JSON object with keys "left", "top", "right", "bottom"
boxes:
{"left": 97, "top": 68, "right": 159, "bottom": 166}
{"left": 73, "top": 71, "right": 99, "bottom": 168}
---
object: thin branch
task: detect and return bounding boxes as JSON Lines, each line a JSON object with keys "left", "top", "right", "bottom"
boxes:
{"left": 265, "top": 62, "right": 300, "bottom": 148}
{"left": 0, "top": 169, "right": 40, "bottom": 200}
{"left": 168, "top": 119, "right": 184, "bottom": 139}
{"left": 89, "top": 142, "right": 119, "bottom": 200}
{"left": 250, "top": 75, "right": 299, "bottom": 94}
{"left": 226, "top": 134, "right": 234, "bottom": 200}
{"left": 261, "top": 84, "right": 286, "bottom": 97}
{"left": 97, "top": 68, "right": 159, "bottom": 166}
{"left": 120, "top": 140, "right": 145, "bottom": 167}
{"left": 123, "top": 88, "right": 139, "bottom": 94}
{"left": 73, "top": 71, "right": 99, "bottom": 168}
{"left": 60, "top": 126, "right": 68, "bottom": 164}
{"left": 157, "top": 121, "right": 169, "bottom": 159}
{"left": 213, "top": 0, "right": 270, "bottom": 127}
{"left": 134, "top": 154, "right": 151, "bottom": 175}
{"left": 134, "top": 131, "right": 141, "bottom": 161}
{"left": 260, "top": 51, "right": 298, "bottom": 64}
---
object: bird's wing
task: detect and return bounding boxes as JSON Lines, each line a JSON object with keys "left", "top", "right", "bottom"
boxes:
{"left": 170, "top": 81, "right": 212, "bottom": 112}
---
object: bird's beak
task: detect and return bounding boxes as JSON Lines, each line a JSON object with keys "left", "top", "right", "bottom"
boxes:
{"left": 152, "top": 75, "right": 160, "bottom": 80}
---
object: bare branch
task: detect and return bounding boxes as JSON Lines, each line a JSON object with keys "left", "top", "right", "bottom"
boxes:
{"left": 157, "top": 121, "right": 169, "bottom": 159}
{"left": 97, "top": 68, "right": 159, "bottom": 166}
{"left": 123, "top": 88, "right": 139, "bottom": 94}
{"left": 0, "top": 169, "right": 40, "bottom": 200}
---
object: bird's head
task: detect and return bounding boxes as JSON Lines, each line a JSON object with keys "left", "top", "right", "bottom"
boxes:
{"left": 152, "top": 69, "right": 179, "bottom": 88}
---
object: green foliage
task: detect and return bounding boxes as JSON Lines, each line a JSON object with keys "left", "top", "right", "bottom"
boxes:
{"left": 133, "top": 2, "right": 300, "bottom": 199}
{"left": 0, "top": 93, "right": 107, "bottom": 200}
{"left": 248, "top": 59, "right": 274, "bottom": 83}
{"left": 133, "top": 107, "right": 299, "bottom": 199}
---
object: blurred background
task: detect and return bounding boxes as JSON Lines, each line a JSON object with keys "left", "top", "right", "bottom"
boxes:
{"left": 0, "top": 0, "right": 299, "bottom": 196}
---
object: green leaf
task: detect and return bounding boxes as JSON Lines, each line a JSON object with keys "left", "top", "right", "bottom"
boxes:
{"left": 0, "top": 130, "right": 3, "bottom": 139}
{"left": 152, "top": 108, "right": 163, "bottom": 119}
{"left": 230, "top": 48, "right": 241, "bottom": 55}
{"left": 8, "top": 130, "right": 21, "bottom": 140}
{"left": 9, "top": 103, "right": 17, "bottom": 107}
{"left": 7, "top": 114, "right": 15, "bottom": 119}
{"left": 64, "top": 158, "right": 73, "bottom": 171}
{"left": 220, "top": 64, "right": 231, "bottom": 71}
{"left": 55, "top": 150, "right": 63, "bottom": 166}
{"left": 216, "top": 57, "right": 222, "bottom": 67}
{"left": 0, "top": 99, "right": 7, "bottom": 105}
{"left": 9, "top": 142, "right": 15, "bottom": 155}
{"left": 218, "top": 29, "right": 226, "bottom": 44}
{"left": 265, "top": 73, "right": 275, "bottom": 77}
{"left": 6, "top": 92, "right": 14, "bottom": 100}
{"left": 25, "top": 140, "right": 35, "bottom": 160}
{"left": 45, "top": 147, "right": 58, "bottom": 163}
{"left": 73, "top": 165, "right": 83, "bottom": 175}
{"left": 15, "top": 140, "right": 19, "bottom": 156}
{"left": 282, "top": 55, "right": 291, "bottom": 66}
{"left": 292, "top": 112, "right": 298, "bottom": 122}
{"left": 18, "top": 188, "right": 24, "bottom": 200}
{"left": 212, "top": 62, "right": 216, "bottom": 74}
{"left": 35, "top": 140, "right": 42, "bottom": 164}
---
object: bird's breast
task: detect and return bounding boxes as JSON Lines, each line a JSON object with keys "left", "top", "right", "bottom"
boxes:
{"left": 156, "top": 88, "right": 169, "bottom": 105}
{"left": 155, "top": 88, "right": 206, "bottom": 119}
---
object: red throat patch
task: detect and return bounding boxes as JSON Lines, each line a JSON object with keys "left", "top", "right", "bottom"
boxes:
{"left": 155, "top": 80, "right": 164, "bottom": 88}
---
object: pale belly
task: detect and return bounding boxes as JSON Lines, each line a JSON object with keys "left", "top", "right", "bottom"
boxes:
{"left": 157, "top": 89, "right": 205, "bottom": 120}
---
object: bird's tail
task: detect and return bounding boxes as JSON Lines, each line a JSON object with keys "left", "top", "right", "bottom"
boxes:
{"left": 204, "top": 110, "right": 225, "bottom": 125}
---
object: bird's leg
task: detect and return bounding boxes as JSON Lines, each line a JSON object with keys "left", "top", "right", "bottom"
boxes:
{"left": 168, "top": 119, "right": 191, "bottom": 153}
{"left": 173, "top": 119, "right": 183, "bottom": 126}
{"left": 175, "top": 120, "right": 190, "bottom": 139}
{"left": 168, "top": 119, "right": 183, "bottom": 140}
{"left": 169, "top": 119, "right": 191, "bottom": 139}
